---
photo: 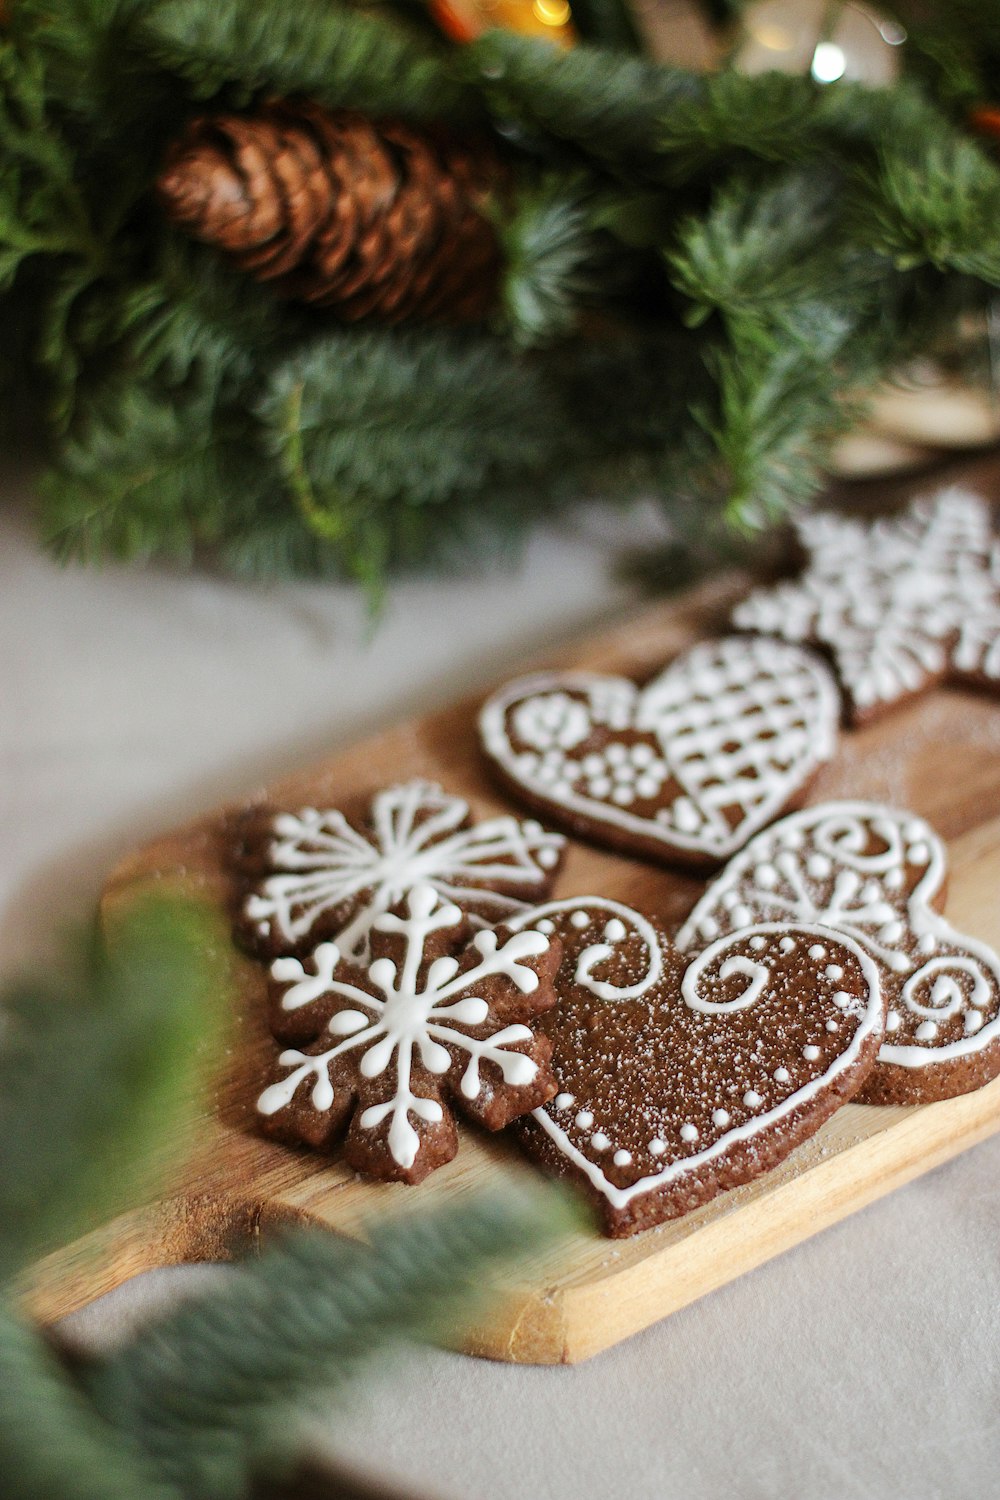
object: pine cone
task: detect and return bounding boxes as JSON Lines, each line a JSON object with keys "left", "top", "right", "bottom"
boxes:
{"left": 157, "top": 104, "right": 507, "bottom": 324}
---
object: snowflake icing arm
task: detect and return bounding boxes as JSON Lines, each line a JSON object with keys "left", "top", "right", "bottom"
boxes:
{"left": 731, "top": 489, "right": 1000, "bottom": 723}
{"left": 232, "top": 780, "right": 565, "bottom": 963}
{"left": 256, "top": 883, "right": 561, "bottom": 1183}
{"left": 731, "top": 576, "right": 821, "bottom": 645}
{"left": 952, "top": 543, "right": 1000, "bottom": 685}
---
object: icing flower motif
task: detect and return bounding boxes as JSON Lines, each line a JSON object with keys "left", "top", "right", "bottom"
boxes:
{"left": 511, "top": 692, "right": 592, "bottom": 752}
{"left": 256, "top": 883, "right": 560, "bottom": 1182}
{"left": 235, "top": 779, "right": 565, "bottom": 961}
{"left": 732, "top": 486, "right": 1000, "bottom": 723}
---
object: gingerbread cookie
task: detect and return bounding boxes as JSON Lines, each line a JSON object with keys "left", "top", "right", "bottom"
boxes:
{"left": 478, "top": 636, "right": 840, "bottom": 870}
{"left": 732, "top": 487, "right": 1000, "bottom": 725}
{"left": 505, "top": 899, "right": 883, "bottom": 1234}
{"left": 677, "top": 802, "right": 1000, "bottom": 1104}
{"left": 234, "top": 779, "right": 565, "bottom": 961}
{"left": 256, "top": 883, "right": 561, "bottom": 1182}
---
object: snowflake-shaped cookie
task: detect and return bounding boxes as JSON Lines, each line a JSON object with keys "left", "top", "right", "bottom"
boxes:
{"left": 732, "top": 487, "right": 1000, "bottom": 723}
{"left": 234, "top": 779, "right": 565, "bottom": 961}
{"left": 256, "top": 883, "right": 561, "bottom": 1182}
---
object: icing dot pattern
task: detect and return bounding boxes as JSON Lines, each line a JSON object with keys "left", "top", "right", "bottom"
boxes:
{"left": 677, "top": 799, "right": 1000, "bottom": 1092}
{"left": 512, "top": 899, "right": 882, "bottom": 1228}
{"left": 733, "top": 487, "right": 1000, "bottom": 722}
{"left": 478, "top": 637, "right": 839, "bottom": 861}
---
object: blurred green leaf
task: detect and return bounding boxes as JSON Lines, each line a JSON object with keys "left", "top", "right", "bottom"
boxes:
{"left": 0, "top": 894, "right": 231, "bottom": 1283}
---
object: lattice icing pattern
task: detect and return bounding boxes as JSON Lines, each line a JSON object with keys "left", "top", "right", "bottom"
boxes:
{"left": 677, "top": 801, "right": 1000, "bottom": 1101}
{"left": 506, "top": 898, "right": 884, "bottom": 1235}
{"left": 238, "top": 779, "right": 565, "bottom": 961}
{"left": 479, "top": 636, "right": 840, "bottom": 866}
{"left": 256, "top": 883, "right": 559, "bottom": 1182}
{"left": 732, "top": 487, "right": 1000, "bottom": 722}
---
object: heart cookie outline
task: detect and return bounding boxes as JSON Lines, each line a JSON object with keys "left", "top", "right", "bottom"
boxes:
{"left": 507, "top": 898, "right": 884, "bottom": 1234}
{"left": 676, "top": 800, "right": 1000, "bottom": 1104}
{"left": 479, "top": 637, "right": 840, "bottom": 868}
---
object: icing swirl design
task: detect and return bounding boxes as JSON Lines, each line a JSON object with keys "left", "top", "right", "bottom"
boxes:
{"left": 508, "top": 901, "right": 884, "bottom": 1234}
{"left": 677, "top": 801, "right": 1000, "bottom": 1099}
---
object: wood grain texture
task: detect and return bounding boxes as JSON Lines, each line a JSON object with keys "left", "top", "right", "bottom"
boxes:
{"left": 19, "top": 570, "right": 1000, "bottom": 1363}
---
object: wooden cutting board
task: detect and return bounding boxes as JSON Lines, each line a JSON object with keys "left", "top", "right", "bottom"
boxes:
{"left": 20, "top": 570, "right": 1000, "bottom": 1364}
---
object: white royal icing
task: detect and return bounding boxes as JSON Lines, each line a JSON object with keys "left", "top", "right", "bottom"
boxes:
{"left": 733, "top": 488, "right": 1000, "bottom": 715}
{"left": 479, "top": 637, "right": 839, "bottom": 859}
{"left": 257, "top": 883, "right": 552, "bottom": 1169}
{"left": 512, "top": 897, "right": 882, "bottom": 1212}
{"left": 245, "top": 779, "right": 564, "bottom": 960}
{"left": 677, "top": 801, "right": 1000, "bottom": 1072}
{"left": 507, "top": 896, "right": 662, "bottom": 1001}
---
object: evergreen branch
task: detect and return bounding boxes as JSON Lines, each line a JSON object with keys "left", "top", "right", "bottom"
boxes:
{"left": 258, "top": 328, "right": 570, "bottom": 587}
{"left": 0, "top": 1303, "right": 175, "bottom": 1500}
{"left": 10, "top": 1, "right": 147, "bottom": 122}
{"left": 104, "top": 239, "right": 295, "bottom": 400}
{"left": 663, "top": 169, "right": 887, "bottom": 357}
{"left": 138, "top": 0, "right": 476, "bottom": 122}
{"left": 656, "top": 70, "right": 820, "bottom": 176}
{"left": 0, "top": 44, "right": 104, "bottom": 286}
{"left": 697, "top": 338, "right": 852, "bottom": 528}
{"left": 279, "top": 379, "right": 349, "bottom": 545}
{"left": 39, "top": 387, "right": 277, "bottom": 566}
{"left": 214, "top": 511, "right": 345, "bottom": 583}
{"left": 666, "top": 173, "right": 843, "bottom": 330}
{"left": 886, "top": 1, "right": 1000, "bottom": 112}
{"left": 8, "top": 2, "right": 190, "bottom": 235}
{"left": 83, "top": 1185, "right": 584, "bottom": 1500}
{"left": 469, "top": 32, "right": 703, "bottom": 180}
{"left": 497, "top": 175, "right": 611, "bottom": 346}
{"left": 852, "top": 134, "right": 1000, "bottom": 284}
{"left": 0, "top": 895, "right": 230, "bottom": 1285}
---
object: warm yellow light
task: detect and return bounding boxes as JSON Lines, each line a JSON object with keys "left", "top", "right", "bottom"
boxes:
{"left": 532, "top": 0, "right": 572, "bottom": 28}
{"left": 748, "top": 22, "right": 795, "bottom": 52}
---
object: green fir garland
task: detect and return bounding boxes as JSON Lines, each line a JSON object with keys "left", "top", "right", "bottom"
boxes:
{"left": 2, "top": 0, "right": 1000, "bottom": 592}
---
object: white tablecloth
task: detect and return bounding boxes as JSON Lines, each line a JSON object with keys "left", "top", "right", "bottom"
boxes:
{"left": 4, "top": 482, "right": 999, "bottom": 1500}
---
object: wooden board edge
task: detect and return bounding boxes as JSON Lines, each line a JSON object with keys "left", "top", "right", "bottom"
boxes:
{"left": 17, "top": 1192, "right": 263, "bottom": 1326}
{"left": 521, "top": 1083, "right": 1000, "bottom": 1364}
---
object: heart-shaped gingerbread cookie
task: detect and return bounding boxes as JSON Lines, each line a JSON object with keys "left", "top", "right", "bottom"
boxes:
{"left": 676, "top": 801, "right": 1000, "bottom": 1104}
{"left": 479, "top": 637, "right": 840, "bottom": 869}
{"left": 506, "top": 899, "right": 884, "bottom": 1235}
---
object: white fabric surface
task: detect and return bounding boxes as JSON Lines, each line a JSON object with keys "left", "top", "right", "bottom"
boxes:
{"left": 4, "top": 483, "right": 1000, "bottom": 1500}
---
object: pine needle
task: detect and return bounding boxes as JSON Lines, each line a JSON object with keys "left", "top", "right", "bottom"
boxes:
{"left": 0, "top": 894, "right": 231, "bottom": 1286}
{"left": 83, "top": 1184, "right": 585, "bottom": 1500}
{"left": 0, "top": 1305, "right": 174, "bottom": 1500}
{"left": 138, "top": 0, "right": 475, "bottom": 121}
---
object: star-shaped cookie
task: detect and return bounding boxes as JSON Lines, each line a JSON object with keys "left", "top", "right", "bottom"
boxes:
{"left": 732, "top": 487, "right": 1000, "bottom": 724}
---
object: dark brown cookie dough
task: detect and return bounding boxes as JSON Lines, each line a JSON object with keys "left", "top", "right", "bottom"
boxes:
{"left": 505, "top": 898, "right": 884, "bottom": 1235}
